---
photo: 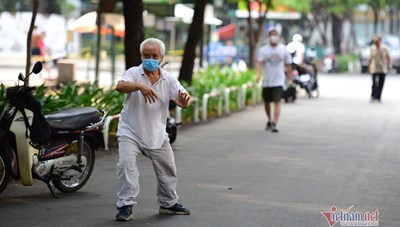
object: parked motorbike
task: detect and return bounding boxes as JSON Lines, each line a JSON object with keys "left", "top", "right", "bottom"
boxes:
{"left": 160, "top": 62, "right": 182, "bottom": 144}
{"left": 0, "top": 62, "right": 106, "bottom": 197}
{"left": 166, "top": 101, "right": 181, "bottom": 144}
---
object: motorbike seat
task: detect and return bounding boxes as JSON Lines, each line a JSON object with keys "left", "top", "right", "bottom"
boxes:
{"left": 45, "top": 107, "right": 100, "bottom": 129}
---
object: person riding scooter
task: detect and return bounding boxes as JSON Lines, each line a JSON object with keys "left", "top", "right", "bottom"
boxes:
{"left": 287, "top": 35, "right": 319, "bottom": 98}
{"left": 286, "top": 34, "right": 317, "bottom": 78}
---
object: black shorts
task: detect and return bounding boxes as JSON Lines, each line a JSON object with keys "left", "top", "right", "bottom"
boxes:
{"left": 262, "top": 86, "right": 283, "bottom": 102}
{"left": 31, "top": 47, "right": 41, "bottom": 56}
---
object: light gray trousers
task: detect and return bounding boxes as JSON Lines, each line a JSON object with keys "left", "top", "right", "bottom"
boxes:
{"left": 116, "top": 136, "right": 178, "bottom": 208}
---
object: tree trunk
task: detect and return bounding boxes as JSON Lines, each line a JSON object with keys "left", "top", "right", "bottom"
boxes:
{"left": 311, "top": 9, "right": 328, "bottom": 46}
{"left": 178, "top": 0, "right": 207, "bottom": 85}
{"left": 245, "top": 0, "right": 271, "bottom": 69}
{"left": 331, "top": 13, "right": 342, "bottom": 55}
{"left": 397, "top": 8, "right": 400, "bottom": 34}
{"left": 381, "top": 9, "right": 385, "bottom": 33}
{"left": 349, "top": 16, "right": 358, "bottom": 49}
{"left": 246, "top": 0, "right": 254, "bottom": 69}
{"left": 389, "top": 7, "right": 395, "bottom": 34}
{"left": 26, "top": 0, "right": 39, "bottom": 79}
{"left": 254, "top": 1, "right": 271, "bottom": 49}
{"left": 314, "top": 19, "right": 327, "bottom": 45}
{"left": 373, "top": 7, "right": 379, "bottom": 34}
{"left": 322, "top": 18, "right": 329, "bottom": 45}
{"left": 123, "top": 0, "right": 144, "bottom": 70}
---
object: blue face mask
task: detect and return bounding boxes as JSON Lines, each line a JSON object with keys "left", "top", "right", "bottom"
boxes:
{"left": 143, "top": 59, "right": 160, "bottom": 72}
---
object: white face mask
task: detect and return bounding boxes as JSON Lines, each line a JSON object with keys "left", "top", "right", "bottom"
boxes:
{"left": 269, "top": 35, "right": 280, "bottom": 45}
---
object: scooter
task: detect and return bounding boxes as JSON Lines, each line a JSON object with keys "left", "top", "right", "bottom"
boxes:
{"left": 166, "top": 101, "right": 181, "bottom": 144}
{"left": 292, "top": 62, "right": 319, "bottom": 98}
{"left": 0, "top": 62, "right": 106, "bottom": 197}
{"left": 160, "top": 62, "right": 182, "bottom": 144}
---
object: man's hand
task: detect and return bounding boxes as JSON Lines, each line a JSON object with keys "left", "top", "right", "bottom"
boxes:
{"left": 172, "top": 90, "right": 192, "bottom": 108}
{"left": 139, "top": 83, "right": 160, "bottom": 103}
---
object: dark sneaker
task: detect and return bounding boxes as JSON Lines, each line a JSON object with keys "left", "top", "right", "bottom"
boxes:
{"left": 159, "top": 203, "right": 190, "bottom": 215}
{"left": 271, "top": 123, "right": 279, "bottom": 133}
{"left": 116, "top": 205, "right": 133, "bottom": 221}
{"left": 265, "top": 121, "right": 272, "bottom": 131}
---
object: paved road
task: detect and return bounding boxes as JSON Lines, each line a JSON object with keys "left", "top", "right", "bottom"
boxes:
{"left": 1, "top": 73, "right": 400, "bottom": 226}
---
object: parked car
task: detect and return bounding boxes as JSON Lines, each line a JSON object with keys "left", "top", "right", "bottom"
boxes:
{"left": 359, "top": 35, "right": 400, "bottom": 74}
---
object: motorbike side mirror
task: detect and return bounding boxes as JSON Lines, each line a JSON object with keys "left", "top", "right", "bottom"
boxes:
{"left": 32, "top": 61, "right": 43, "bottom": 74}
{"left": 18, "top": 73, "right": 25, "bottom": 82}
{"left": 161, "top": 61, "right": 169, "bottom": 68}
{"left": 25, "top": 61, "right": 43, "bottom": 82}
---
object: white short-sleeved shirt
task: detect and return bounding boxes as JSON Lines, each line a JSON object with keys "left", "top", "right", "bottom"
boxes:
{"left": 117, "top": 64, "right": 186, "bottom": 149}
{"left": 257, "top": 43, "right": 292, "bottom": 87}
{"left": 286, "top": 41, "right": 305, "bottom": 64}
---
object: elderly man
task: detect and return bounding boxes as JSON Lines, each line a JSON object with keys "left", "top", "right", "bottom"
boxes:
{"left": 115, "top": 38, "right": 192, "bottom": 221}
{"left": 368, "top": 35, "right": 391, "bottom": 102}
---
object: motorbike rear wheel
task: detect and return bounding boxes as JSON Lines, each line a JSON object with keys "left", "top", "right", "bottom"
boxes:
{"left": 52, "top": 140, "right": 95, "bottom": 193}
{"left": 168, "top": 127, "right": 178, "bottom": 144}
{"left": 309, "top": 88, "right": 320, "bottom": 98}
{"left": 0, "top": 151, "right": 10, "bottom": 193}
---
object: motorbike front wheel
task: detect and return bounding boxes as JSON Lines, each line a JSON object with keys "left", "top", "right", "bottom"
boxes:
{"left": 52, "top": 140, "right": 95, "bottom": 193}
{"left": 309, "top": 88, "right": 320, "bottom": 98}
{"left": 0, "top": 151, "right": 10, "bottom": 193}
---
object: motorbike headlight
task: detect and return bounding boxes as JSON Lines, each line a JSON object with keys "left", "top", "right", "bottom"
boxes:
{"left": 168, "top": 118, "right": 176, "bottom": 124}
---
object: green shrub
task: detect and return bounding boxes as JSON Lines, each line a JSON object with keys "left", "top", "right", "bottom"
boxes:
{"left": 0, "top": 81, "right": 124, "bottom": 116}
{"left": 337, "top": 54, "right": 358, "bottom": 72}
{"left": 0, "top": 84, "right": 6, "bottom": 113}
{"left": 39, "top": 82, "right": 124, "bottom": 115}
{"left": 0, "top": 66, "right": 258, "bottom": 128}
{"left": 180, "top": 67, "right": 257, "bottom": 122}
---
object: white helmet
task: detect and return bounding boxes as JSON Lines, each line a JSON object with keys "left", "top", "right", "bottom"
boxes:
{"left": 292, "top": 34, "right": 303, "bottom": 42}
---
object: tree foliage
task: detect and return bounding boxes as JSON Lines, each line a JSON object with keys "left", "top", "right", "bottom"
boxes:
{"left": 0, "top": 0, "right": 68, "bottom": 14}
{"left": 266, "top": 0, "right": 400, "bottom": 53}
{"left": 235, "top": 0, "right": 274, "bottom": 69}
{"left": 0, "top": 0, "right": 30, "bottom": 11}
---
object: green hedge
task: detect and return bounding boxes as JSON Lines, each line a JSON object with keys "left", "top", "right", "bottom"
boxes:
{"left": 0, "top": 67, "right": 257, "bottom": 125}
{"left": 0, "top": 82, "right": 124, "bottom": 117}
{"left": 337, "top": 54, "right": 359, "bottom": 72}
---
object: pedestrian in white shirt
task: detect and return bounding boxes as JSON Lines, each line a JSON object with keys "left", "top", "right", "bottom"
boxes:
{"left": 256, "top": 27, "right": 292, "bottom": 133}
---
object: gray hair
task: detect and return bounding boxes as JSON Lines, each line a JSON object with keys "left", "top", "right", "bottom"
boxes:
{"left": 140, "top": 38, "right": 166, "bottom": 56}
